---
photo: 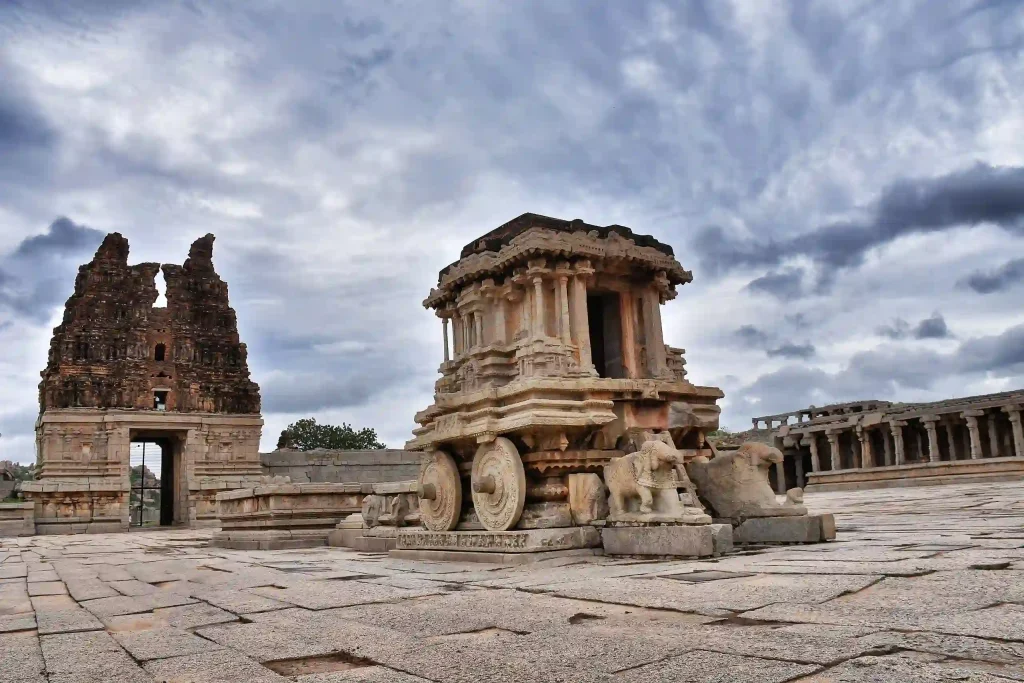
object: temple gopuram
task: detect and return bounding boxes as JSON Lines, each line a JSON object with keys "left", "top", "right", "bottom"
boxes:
{"left": 22, "top": 233, "right": 263, "bottom": 533}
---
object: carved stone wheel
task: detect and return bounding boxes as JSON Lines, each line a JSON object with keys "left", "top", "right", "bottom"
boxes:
{"left": 417, "top": 450, "right": 462, "bottom": 531}
{"left": 471, "top": 437, "right": 527, "bottom": 531}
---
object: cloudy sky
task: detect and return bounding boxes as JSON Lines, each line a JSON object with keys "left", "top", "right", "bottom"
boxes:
{"left": 1, "top": 1, "right": 1023, "bottom": 463}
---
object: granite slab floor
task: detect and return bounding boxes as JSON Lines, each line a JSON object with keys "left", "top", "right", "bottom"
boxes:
{"left": 2, "top": 480, "right": 1023, "bottom": 682}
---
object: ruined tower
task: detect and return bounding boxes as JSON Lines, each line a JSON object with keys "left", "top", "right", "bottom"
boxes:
{"left": 24, "top": 233, "right": 264, "bottom": 533}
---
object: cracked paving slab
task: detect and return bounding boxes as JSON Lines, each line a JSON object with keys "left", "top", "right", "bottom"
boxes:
{"left": 2, "top": 481, "right": 1024, "bottom": 681}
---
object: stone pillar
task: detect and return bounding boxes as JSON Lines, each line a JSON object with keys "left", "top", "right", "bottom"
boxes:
{"left": 944, "top": 421, "right": 957, "bottom": 461}
{"left": 963, "top": 410, "right": 983, "bottom": 460}
{"left": 570, "top": 264, "right": 595, "bottom": 372}
{"left": 452, "top": 313, "right": 462, "bottom": 358}
{"left": 856, "top": 427, "right": 872, "bottom": 468}
{"left": 890, "top": 421, "right": 906, "bottom": 466}
{"left": 849, "top": 430, "right": 861, "bottom": 470}
{"left": 804, "top": 434, "right": 821, "bottom": 472}
{"left": 987, "top": 414, "right": 1000, "bottom": 458}
{"left": 826, "top": 430, "right": 840, "bottom": 470}
{"left": 922, "top": 416, "right": 940, "bottom": 463}
{"left": 441, "top": 317, "right": 450, "bottom": 362}
{"left": 794, "top": 454, "right": 805, "bottom": 489}
{"left": 1003, "top": 405, "right": 1024, "bottom": 458}
{"left": 493, "top": 296, "right": 507, "bottom": 345}
{"left": 474, "top": 311, "right": 484, "bottom": 349}
{"left": 774, "top": 456, "right": 786, "bottom": 494}
{"left": 643, "top": 288, "right": 669, "bottom": 377}
{"left": 533, "top": 277, "right": 545, "bottom": 338}
{"left": 882, "top": 425, "right": 893, "bottom": 466}
{"left": 557, "top": 274, "right": 571, "bottom": 345}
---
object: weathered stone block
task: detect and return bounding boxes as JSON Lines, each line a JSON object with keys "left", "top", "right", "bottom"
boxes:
{"left": 601, "top": 525, "right": 715, "bottom": 557}
{"left": 396, "top": 526, "right": 601, "bottom": 553}
{"left": 731, "top": 514, "right": 833, "bottom": 544}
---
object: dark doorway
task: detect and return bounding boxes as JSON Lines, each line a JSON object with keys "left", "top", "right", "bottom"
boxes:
{"left": 129, "top": 438, "right": 176, "bottom": 527}
{"left": 154, "top": 343, "right": 166, "bottom": 361}
{"left": 587, "top": 293, "right": 625, "bottom": 378}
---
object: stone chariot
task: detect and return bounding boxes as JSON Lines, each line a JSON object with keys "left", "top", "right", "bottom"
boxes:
{"left": 403, "top": 214, "right": 726, "bottom": 554}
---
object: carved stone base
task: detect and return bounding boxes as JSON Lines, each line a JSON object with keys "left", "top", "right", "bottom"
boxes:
{"left": 395, "top": 526, "right": 601, "bottom": 553}
{"left": 727, "top": 514, "right": 837, "bottom": 545}
{"left": 606, "top": 511, "right": 711, "bottom": 525}
{"left": 389, "top": 548, "right": 602, "bottom": 565}
{"left": 601, "top": 523, "right": 731, "bottom": 557}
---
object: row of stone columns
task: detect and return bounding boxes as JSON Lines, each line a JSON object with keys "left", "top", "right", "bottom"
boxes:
{"left": 788, "top": 405, "right": 1024, "bottom": 485}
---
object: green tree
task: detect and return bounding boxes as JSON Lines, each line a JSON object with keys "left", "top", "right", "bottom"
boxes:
{"left": 276, "top": 418, "right": 386, "bottom": 451}
{"left": 0, "top": 460, "right": 36, "bottom": 482}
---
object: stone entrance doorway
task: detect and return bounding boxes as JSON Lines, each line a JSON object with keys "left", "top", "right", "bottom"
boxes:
{"left": 129, "top": 431, "right": 186, "bottom": 527}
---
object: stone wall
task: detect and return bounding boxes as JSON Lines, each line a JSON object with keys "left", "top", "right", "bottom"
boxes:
{"left": 0, "top": 502, "right": 35, "bottom": 537}
{"left": 260, "top": 449, "right": 420, "bottom": 484}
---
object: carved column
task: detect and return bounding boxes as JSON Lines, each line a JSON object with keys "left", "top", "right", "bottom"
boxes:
{"left": 569, "top": 262, "right": 595, "bottom": 373}
{"left": 794, "top": 455, "right": 805, "bottom": 489}
{"left": 826, "top": 430, "right": 841, "bottom": 470}
{"left": 922, "top": 416, "right": 940, "bottom": 463}
{"left": 441, "top": 317, "right": 450, "bottom": 362}
{"left": 882, "top": 424, "right": 893, "bottom": 466}
{"left": 557, "top": 270, "right": 571, "bottom": 345}
{"left": 774, "top": 457, "right": 786, "bottom": 494}
{"left": 856, "top": 426, "right": 872, "bottom": 469}
{"left": 532, "top": 277, "right": 545, "bottom": 338}
{"left": 804, "top": 434, "right": 821, "bottom": 472}
{"left": 963, "top": 410, "right": 983, "bottom": 460}
{"left": 474, "top": 310, "right": 484, "bottom": 349}
{"left": 1003, "top": 405, "right": 1024, "bottom": 458}
{"left": 452, "top": 312, "right": 463, "bottom": 358}
{"left": 987, "top": 413, "right": 1000, "bottom": 458}
{"left": 890, "top": 420, "right": 906, "bottom": 466}
{"left": 643, "top": 288, "right": 669, "bottom": 378}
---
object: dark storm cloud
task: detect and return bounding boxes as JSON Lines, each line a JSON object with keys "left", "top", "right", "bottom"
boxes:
{"left": 957, "top": 323, "right": 1024, "bottom": 374}
{"left": 959, "top": 258, "right": 1024, "bottom": 294}
{"left": 766, "top": 343, "right": 815, "bottom": 360}
{"left": 733, "top": 325, "right": 771, "bottom": 348}
{"left": 745, "top": 268, "right": 805, "bottom": 300}
{"left": 913, "top": 312, "right": 953, "bottom": 340}
{"left": 696, "top": 163, "right": 1024, "bottom": 276}
{"left": 0, "top": 217, "right": 104, "bottom": 321}
{"left": 876, "top": 313, "right": 953, "bottom": 340}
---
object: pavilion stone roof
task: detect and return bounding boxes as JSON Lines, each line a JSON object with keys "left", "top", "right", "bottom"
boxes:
{"left": 426, "top": 213, "right": 690, "bottom": 309}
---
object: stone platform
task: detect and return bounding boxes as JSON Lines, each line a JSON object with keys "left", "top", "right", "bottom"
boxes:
{"left": 393, "top": 526, "right": 601, "bottom": 557}
{"left": 3, "top": 481, "right": 1024, "bottom": 682}
{"left": 211, "top": 481, "right": 415, "bottom": 550}
{"left": 805, "top": 457, "right": 1024, "bottom": 492}
{"left": 601, "top": 523, "right": 732, "bottom": 557}
{"left": 0, "top": 502, "right": 35, "bottom": 537}
{"left": 729, "top": 513, "right": 837, "bottom": 545}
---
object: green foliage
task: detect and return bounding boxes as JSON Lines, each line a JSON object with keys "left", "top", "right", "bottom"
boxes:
{"left": 706, "top": 428, "right": 733, "bottom": 438}
{"left": 277, "top": 418, "right": 386, "bottom": 451}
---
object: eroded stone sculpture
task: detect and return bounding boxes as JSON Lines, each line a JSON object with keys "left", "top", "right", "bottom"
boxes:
{"left": 687, "top": 442, "right": 807, "bottom": 519}
{"left": 605, "top": 440, "right": 686, "bottom": 520}
{"left": 399, "top": 213, "right": 726, "bottom": 557}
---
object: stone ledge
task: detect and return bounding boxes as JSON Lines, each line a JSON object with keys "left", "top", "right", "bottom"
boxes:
{"left": 730, "top": 514, "right": 836, "bottom": 545}
{"left": 601, "top": 524, "right": 726, "bottom": 557}
{"left": 806, "top": 457, "right": 1024, "bottom": 492}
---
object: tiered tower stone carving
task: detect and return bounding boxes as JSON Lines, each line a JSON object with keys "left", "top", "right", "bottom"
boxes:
{"left": 23, "top": 233, "right": 264, "bottom": 534}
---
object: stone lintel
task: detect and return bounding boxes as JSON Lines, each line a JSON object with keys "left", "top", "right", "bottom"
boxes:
{"left": 962, "top": 409, "right": 985, "bottom": 418}
{"left": 1002, "top": 404, "right": 1023, "bottom": 415}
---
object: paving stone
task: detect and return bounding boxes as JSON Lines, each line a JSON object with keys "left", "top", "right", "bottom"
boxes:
{"left": 111, "top": 626, "right": 226, "bottom": 661}
{"left": 78, "top": 591, "right": 196, "bottom": 617}
{"left": 0, "top": 613, "right": 37, "bottom": 632}
{"left": 0, "top": 630, "right": 46, "bottom": 682}
{"left": 615, "top": 649, "right": 818, "bottom": 682}
{"left": 548, "top": 573, "right": 881, "bottom": 616}
{"left": 26, "top": 570, "right": 60, "bottom": 583}
{"left": 251, "top": 580, "right": 439, "bottom": 610}
{"left": 27, "top": 581, "right": 67, "bottom": 596}
{"left": 152, "top": 602, "right": 239, "bottom": 629}
{"left": 63, "top": 579, "right": 120, "bottom": 601}
{"left": 792, "top": 651, "right": 1016, "bottom": 682}
{"left": 189, "top": 586, "right": 295, "bottom": 614}
{"left": 143, "top": 648, "right": 289, "bottom": 682}
{"left": 293, "top": 666, "right": 433, "bottom": 682}
{"left": 30, "top": 595, "right": 103, "bottom": 635}
{"left": 40, "top": 630, "right": 153, "bottom": 682}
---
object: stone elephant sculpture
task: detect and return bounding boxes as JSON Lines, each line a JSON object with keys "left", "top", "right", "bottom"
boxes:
{"left": 686, "top": 441, "right": 807, "bottom": 519}
{"left": 604, "top": 440, "right": 685, "bottom": 518}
